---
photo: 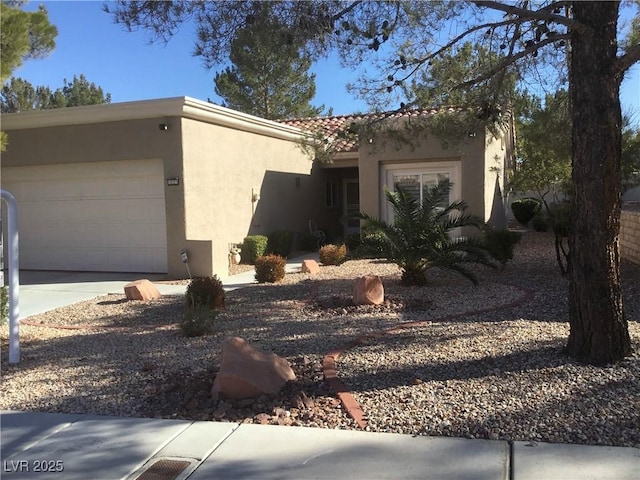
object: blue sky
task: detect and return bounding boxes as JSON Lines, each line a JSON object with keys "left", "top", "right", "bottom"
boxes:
{"left": 11, "top": 1, "right": 640, "bottom": 117}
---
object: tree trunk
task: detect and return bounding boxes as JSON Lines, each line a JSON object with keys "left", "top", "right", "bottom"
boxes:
{"left": 566, "top": 1, "right": 631, "bottom": 365}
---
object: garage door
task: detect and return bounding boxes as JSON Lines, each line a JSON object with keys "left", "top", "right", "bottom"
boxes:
{"left": 2, "top": 159, "right": 167, "bottom": 273}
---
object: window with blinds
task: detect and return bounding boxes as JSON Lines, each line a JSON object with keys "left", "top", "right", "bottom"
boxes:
{"left": 383, "top": 162, "right": 460, "bottom": 223}
{"left": 392, "top": 172, "right": 451, "bottom": 207}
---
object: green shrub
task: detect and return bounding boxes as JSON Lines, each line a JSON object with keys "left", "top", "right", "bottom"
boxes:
{"left": 350, "top": 228, "right": 388, "bottom": 259}
{"left": 254, "top": 254, "right": 286, "bottom": 283}
{"left": 185, "top": 276, "right": 225, "bottom": 309}
{"left": 1, "top": 286, "right": 8, "bottom": 326}
{"left": 180, "top": 304, "right": 217, "bottom": 337}
{"left": 319, "top": 243, "right": 347, "bottom": 265}
{"left": 532, "top": 213, "right": 550, "bottom": 232}
{"left": 511, "top": 198, "right": 542, "bottom": 226}
{"left": 484, "top": 229, "right": 522, "bottom": 267}
{"left": 344, "top": 233, "right": 362, "bottom": 252}
{"left": 267, "top": 230, "right": 294, "bottom": 257}
{"left": 241, "top": 235, "right": 268, "bottom": 264}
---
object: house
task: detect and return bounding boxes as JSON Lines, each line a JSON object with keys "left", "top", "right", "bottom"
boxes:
{"left": 282, "top": 107, "right": 513, "bottom": 234}
{"left": 1, "top": 97, "right": 513, "bottom": 279}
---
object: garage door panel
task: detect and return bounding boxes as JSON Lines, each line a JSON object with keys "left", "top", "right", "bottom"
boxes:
{"left": 126, "top": 249, "right": 167, "bottom": 272}
{"left": 128, "top": 228, "right": 165, "bottom": 247}
{"left": 2, "top": 160, "right": 168, "bottom": 273}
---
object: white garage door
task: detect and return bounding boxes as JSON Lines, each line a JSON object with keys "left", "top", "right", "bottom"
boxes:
{"left": 2, "top": 159, "right": 167, "bottom": 272}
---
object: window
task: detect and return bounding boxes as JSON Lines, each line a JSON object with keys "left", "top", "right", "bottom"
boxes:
{"left": 392, "top": 172, "right": 451, "bottom": 208}
{"left": 325, "top": 181, "right": 339, "bottom": 207}
{"left": 383, "top": 162, "right": 460, "bottom": 223}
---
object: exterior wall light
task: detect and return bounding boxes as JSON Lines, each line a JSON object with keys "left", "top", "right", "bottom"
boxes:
{"left": 166, "top": 177, "right": 180, "bottom": 186}
{"left": 159, "top": 123, "right": 169, "bottom": 131}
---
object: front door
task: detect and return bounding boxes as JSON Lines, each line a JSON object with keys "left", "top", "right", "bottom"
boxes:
{"left": 344, "top": 179, "right": 360, "bottom": 236}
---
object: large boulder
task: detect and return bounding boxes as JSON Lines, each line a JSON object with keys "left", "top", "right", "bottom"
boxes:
{"left": 124, "top": 279, "right": 161, "bottom": 301}
{"left": 301, "top": 259, "right": 320, "bottom": 274}
{"left": 353, "top": 275, "right": 384, "bottom": 305}
{"left": 212, "top": 337, "right": 296, "bottom": 401}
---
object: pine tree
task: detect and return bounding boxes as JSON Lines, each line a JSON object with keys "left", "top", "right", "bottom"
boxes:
{"left": 214, "top": 5, "right": 321, "bottom": 120}
{"left": 1, "top": 75, "right": 111, "bottom": 113}
{"left": 0, "top": 2, "right": 57, "bottom": 149}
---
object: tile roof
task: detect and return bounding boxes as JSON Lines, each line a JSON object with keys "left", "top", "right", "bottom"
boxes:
{"left": 279, "top": 107, "right": 463, "bottom": 153}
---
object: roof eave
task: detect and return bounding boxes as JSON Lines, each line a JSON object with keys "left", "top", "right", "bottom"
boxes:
{"left": 1, "top": 96, "right": 311, "bottom": 144}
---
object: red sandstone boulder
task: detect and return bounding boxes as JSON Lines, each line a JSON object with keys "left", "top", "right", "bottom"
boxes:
{"left": 124, "top": 279, "right": 161, "bottom": 301}
{"left": 301, "top": 259, "right": 320, "bottom": 274}
{"left": 211, "top": 337, "right": 296, "bottom": 401}
{"left": 352, "top": 275, "right": 384, "bottom": 305}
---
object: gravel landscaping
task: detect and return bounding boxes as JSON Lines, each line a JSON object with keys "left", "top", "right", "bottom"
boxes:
{"left": 1, "top": 231, "right": 639, "bottom": 448}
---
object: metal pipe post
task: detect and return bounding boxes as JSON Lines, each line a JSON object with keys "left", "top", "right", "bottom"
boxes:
{"left": 1, "top": 189, "right": 20, "bottom": 364}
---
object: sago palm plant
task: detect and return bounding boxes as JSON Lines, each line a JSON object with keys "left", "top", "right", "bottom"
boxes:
{"left": 360, "top": 178, "right": 496, "bottom": 286}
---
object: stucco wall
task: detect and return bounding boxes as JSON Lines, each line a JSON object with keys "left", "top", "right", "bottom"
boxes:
{"left": 1, "top": 117, "right": 186, "bottom": 276}
{"left": 0, "top": 117, "right": 183, "bottom": 167}
{"left": 620, "top": 206, "right": 640, "bottom": 264}
{"left": 181, "top": 117, "right": 320, "bottom": 277}
{"left": 483, "top": 131, "right": 510, "bottom": 227}
{"left": 358, "top": 126, "right": 493, "bottom": 223}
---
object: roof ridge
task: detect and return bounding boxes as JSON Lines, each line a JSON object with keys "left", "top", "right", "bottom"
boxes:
{"left": 281, "top": 105, "right": 470, "bottom": 123}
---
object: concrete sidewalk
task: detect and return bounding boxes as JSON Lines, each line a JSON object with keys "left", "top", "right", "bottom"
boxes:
{"left": 1, "top": 411, "right": 638, "bottom": 480}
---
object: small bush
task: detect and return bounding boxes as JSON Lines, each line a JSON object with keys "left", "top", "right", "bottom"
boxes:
{"left": 511, "top": 198, "right": 542, "bottom": 226}
{"left": 267, "top": 230, "right": 294, "bottom": 257}
{"left": 319, "top": 243, "right": 347, "bottom": 265}
{"left": 181, "top": 304, "right": 217, "bottom": 337}
{"left": 185, "top": 276, "right": 225, "bottom": 309}
{"left": 344, "top": 233, "right": 362, "bottom": 252}
{"left": 352, "top": 228, "right": 387, "bottom": 259}
{"left": 1, "top": 286, "right": 8, "bottom": 326}
{"left": 532, "top": 213, "right": 550, "bottom": 232}
{"left": 241, "top": 235, "right": 268, "bottom": 264}
{"left": 484, "top": 229, "right": 522, "bottom": 267}
{"left": 254, "top": 254, "right": 286, "bottom": 283}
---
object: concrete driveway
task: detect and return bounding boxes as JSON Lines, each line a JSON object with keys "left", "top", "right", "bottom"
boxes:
{"left": 5, "top": 254, "right": 315, "bottom": 320}
{"left": 7, "top": 270, "right": 187, "bottom": 320}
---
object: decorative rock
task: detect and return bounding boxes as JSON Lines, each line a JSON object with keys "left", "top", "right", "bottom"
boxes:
{"left": 301, "top": 259, "right": 320, "bottom": 274}
{"left": 211, "top": 337, "right": 296, "bottom": 401}
{"left": 124, "top": 279, "right": 161, "bottom": 301}
{"left": 255, "top": 413, "right": 271, "bottom": 425}
{"left": 352, "top": 275, "right": 384, "bottom": 305}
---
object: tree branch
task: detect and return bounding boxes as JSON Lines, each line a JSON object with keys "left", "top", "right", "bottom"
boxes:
{"left": 330, "top": 1, "right": 363, "bottom": 23}
{"left": 472, "top": 0, "right": 591, "bottom": 34}
{"left": 395, "top": 17, "right": 524, "bottom": 85}
{"left": 455, "top": 33, "right": 570, "bottom": 88}
{"left": 491, "top": 20, "right": 523, "bottom": 104}
{"left": 616, "top": 43, "right": 640, "bottom": 76}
